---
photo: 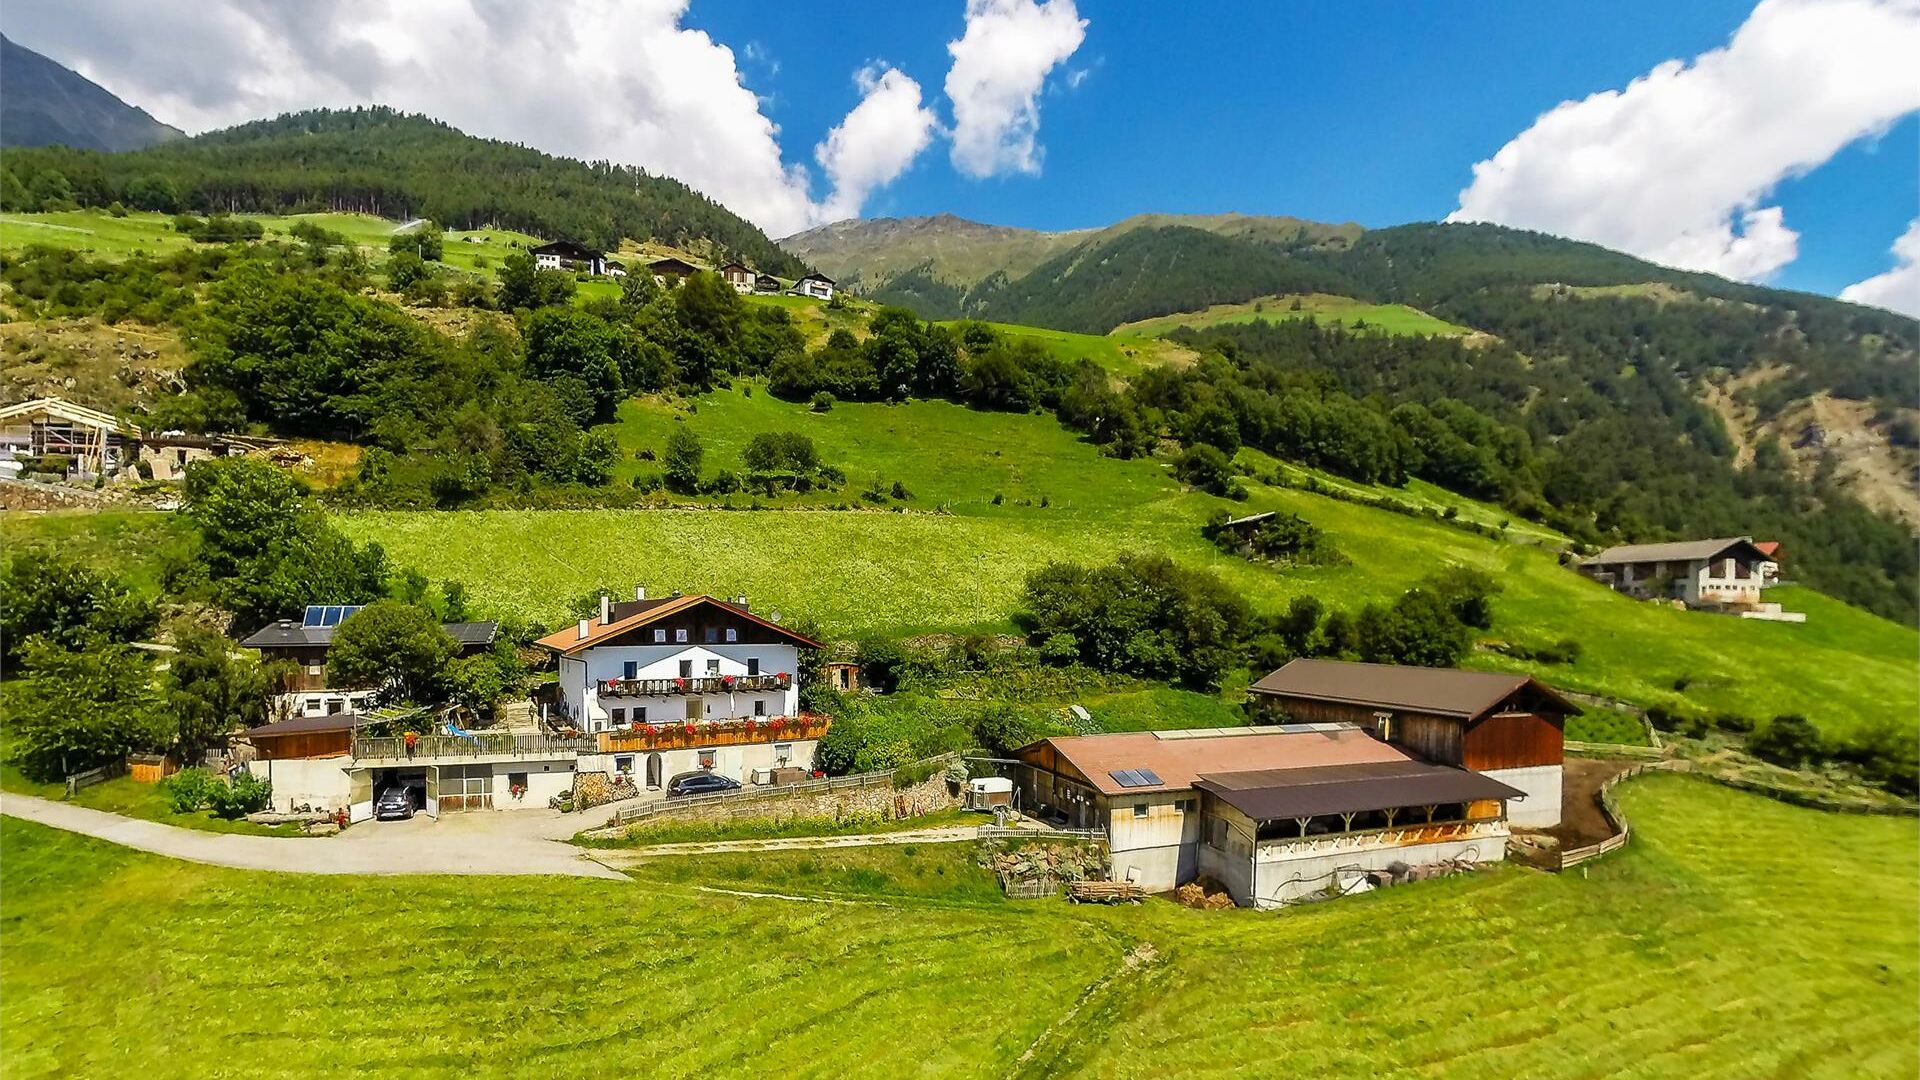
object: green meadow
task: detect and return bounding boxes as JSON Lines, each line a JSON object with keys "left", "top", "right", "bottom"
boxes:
{"left": 4, "top": 774, "right": 1913, "bottom": 1077}
{"left": 333, "top": 384, "right": 1918, "bottom": 734}
{"left": 1111, "top": 292, "right": 1476, "bottom": 338}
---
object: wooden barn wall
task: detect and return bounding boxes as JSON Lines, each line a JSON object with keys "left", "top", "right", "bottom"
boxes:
{"left": 1463, "top": 713, "right": 1564, "bottom": 771}
{"left": 254, "top": 731, "right": 352, "bottom": 761}
{"left": 1394, "top": 714, "right": 1463, "bottom": 765}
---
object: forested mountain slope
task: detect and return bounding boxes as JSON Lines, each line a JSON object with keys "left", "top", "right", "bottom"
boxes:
{"left": 0, "top": 35, "right": 182, "bottom": 152}
{"left": 0, "top": 107, "right": 805, "bottom": 275}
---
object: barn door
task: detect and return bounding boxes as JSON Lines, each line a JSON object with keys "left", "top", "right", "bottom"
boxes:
{"left": 348, "top": 769, "right": 373, "bottom": 823}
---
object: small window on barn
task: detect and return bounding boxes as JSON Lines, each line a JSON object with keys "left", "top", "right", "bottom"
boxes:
{"left": 653, "top": 629, "right": 667, "bottom": 643}
{"left": 704, "top": 627, "right": 718, "bottom": 643}
{"left": 1174, "top": 798, "right": 1194, "bottom": 813}
{"left": 675, "top": 629, "right": 688, "bottom": 643}
{"left": 725, "top": 628, "right": 738, "bottom": 643}
{"left": 1133, "top": 803, "right": 1148, "bottom": 818}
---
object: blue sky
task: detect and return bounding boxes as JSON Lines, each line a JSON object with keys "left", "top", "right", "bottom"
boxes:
{"left": 691, "top": 0, "right": 1916, "bottom": 299}
{"left": 12, "top": 0, "right": 1918, "bottom": 307}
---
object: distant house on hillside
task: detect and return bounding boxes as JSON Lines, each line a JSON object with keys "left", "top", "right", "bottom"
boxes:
{"left": 531, "top": 240, "right": 607, "bottom": 275}
{"left": 648, "top": 256, "right": 700, "bottom": 284}
{"left": 753, "top": 272, "right": 781, "bottom": 294}
{"left": 1578, "top": 535, "right": 1802, "bottom": 618}
{"left": 1753, "top": 540, "right": 1783, "bottom": 585}
{"left": 0, "top": 397, "right": 131, "bottom": 479}
{"left": 719, "top": 262, "right": 756, "bottom": 293}
{"left": 1249, "top": 659, "right": 1574, "bottom": 828}
{"left": 794, "top": 272, "right": 835, "bottom": 301}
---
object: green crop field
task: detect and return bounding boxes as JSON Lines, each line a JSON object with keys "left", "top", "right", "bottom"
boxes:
{"left": 331, "top": 388, "right": 1917, "bottom": 734}
{"left": 3, "top": 773, "right": 1913, "bottom": 1077}
{"left": 0, "top": 209, "right": 539, "bottom": 277}
{"left": 1112, "top": 292, "right": 1475, "bottom": 339}
{"left": 942, "top": 319, "right": 1196, "bottom": 377}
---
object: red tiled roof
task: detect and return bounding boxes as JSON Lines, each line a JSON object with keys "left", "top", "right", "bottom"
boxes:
{"left": 534, "top": 594, "right": 821, "bottom": 655}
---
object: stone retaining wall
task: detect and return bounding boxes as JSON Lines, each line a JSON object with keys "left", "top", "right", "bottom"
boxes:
{"left": 582, "top": 772, "right": 961, "bottom": 839}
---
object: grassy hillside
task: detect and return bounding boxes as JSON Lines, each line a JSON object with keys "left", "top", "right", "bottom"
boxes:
{"left": 4, "top": 773, "right": 1914, "bottom": 1076}
{"left": 330, "top": 384, "right": 1918, "bottom": 734}
{"left": 1113, "top": 292, "right": 1475, "bottom": 339}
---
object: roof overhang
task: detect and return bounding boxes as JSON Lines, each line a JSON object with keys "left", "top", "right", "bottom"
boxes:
{"left": 1195, "top": 762, "right": 1525, "bottom": 822}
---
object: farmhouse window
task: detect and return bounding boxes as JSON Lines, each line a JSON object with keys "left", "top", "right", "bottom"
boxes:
{"left": 635, "top": 708, "right": 647, "bottom": 722}
{"left": 623, "top": 661, "right": 638, "bottom": 679}
{"left": 306, "top": 663, "right": 323, "bottom": 677}
{"left": 611, "top": 708, "right": 626, "bottom": 722}
{"left": 698, "top": 749, "right": 716, "bottom": 769}
{"left": 753, "top": 700, "right": 766, "bottom": 717}
{"left": 675, "top": 629, "right": 688, "bottom": 643}
{"left": 1133, "top": 803, "right": 1148, "bottom": 818}
{"left": 725, "top": 628, "right": 738, "bottom": 643}
{"left": 706, "top": 659, "right": 720, "bottom": 676}
{"left": 748, "top": 658, "right": 760, "bottom": 676}
{"left": 653, "top": 629, "right": 667, "bottom": 643}
{"left": 679, "top": 660, "right": 693, "bottom": 678}
{"left": 775, "top": 743, "right": 792, "bottom": 763}
{"left": 1175, "top": 798, "right": 1194, "bottom": 813}
{"left": 704, "top": 627, "right": 719, "bottom": 643}
{"left": 614, "top": 756, "right": 633, "bottom": 774}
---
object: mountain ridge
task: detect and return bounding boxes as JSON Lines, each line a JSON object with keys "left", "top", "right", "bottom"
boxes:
{"left": 0, "top": 34, "right": 182, "bottom": 152}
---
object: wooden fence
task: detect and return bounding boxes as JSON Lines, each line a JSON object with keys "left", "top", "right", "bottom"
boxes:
{"left": 606, "top": 752, "right": 962, "bottom": 827}
{"left": 1552, "top": 760, "right": 1690, "bottom": 870}
{"left": 63, "top": 759, "right": 127, "bottom": 797}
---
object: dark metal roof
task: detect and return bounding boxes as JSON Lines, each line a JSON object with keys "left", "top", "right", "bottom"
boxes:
{"left": 1249, "top": 659, "right": 1575, "bottom": 720}
{"left": 243, "top": 715, "right": 361, "bottom": 738}
{"left": 532, "top": 240, "right": 601, "bottom": 259}
{"left": 240, "top": 618, "right": 498, "bottom": 650}
{"left": 1195, "top": 761, "right": 1525, "bottom": 821}
{"left": 1584, "top": 536, "right": 1766, "bottom": 566}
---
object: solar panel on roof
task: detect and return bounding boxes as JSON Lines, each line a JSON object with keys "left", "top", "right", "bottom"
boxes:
{"left": 1136, "top": 768, "right": 1162, "bottom": 786}
{"left": 1109, "top": 768, "right": 1162, "bottom": 789}
{"left": 302, "top": 605, "right": 326, "bottom": 627}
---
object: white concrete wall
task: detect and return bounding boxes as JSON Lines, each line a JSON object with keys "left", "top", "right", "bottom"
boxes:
{"left": 1250, "top": 833, "right": 1508, "bottom": 908}
{"left": 488, "top": 759, "right": 574, "bottom": 809}
{"left": 1486, "top": 765, "right": 1562, "bottom": 828}
{"left": 246, "top": 757, "right": 353, "bottom": 812}
{"left": 559, "top": 643, "right": 800, "bottom": 731}
{"left": 594, "top": 738, "right": 817, "bottom": 788}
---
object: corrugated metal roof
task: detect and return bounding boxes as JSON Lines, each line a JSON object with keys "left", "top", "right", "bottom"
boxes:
{"left": 240, "top": 617, "right": 497, "bottom": 650}
{"left": 1249, "top": 659, "right": 1573, "bottom": 720}
{"left": 1584, "top": 536, "right": 1761, "bottom": 565}
{"left": 1195, "top": 761, "right": 1525, "bottom": 821}
{"left": 1022, "top": 727, "right": 1415, "bottom": 797}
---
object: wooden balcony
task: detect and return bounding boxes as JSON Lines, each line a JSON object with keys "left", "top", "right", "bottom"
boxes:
{"left": 596, "top": 673, "right": 792, "bottom": 697}
{"left": 596, "top": 714, "right": 830, "bottom": 753}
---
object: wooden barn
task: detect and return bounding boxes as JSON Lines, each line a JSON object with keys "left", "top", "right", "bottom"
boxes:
{"left": 1249, "top": 659, "right": 1573, "bottom": 827}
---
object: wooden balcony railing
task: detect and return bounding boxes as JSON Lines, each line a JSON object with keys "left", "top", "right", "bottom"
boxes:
{"left": 596, "top": 714, "right": 830, "bottom": 753}
{"left": 596, "top": 673, "right": 792, "bottom": 697}
{"left": 352, "top": 734, "right": 599, "bottom": 762}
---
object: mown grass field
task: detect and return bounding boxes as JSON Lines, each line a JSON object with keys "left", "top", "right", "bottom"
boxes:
{"left": 3, "top": 774, "right": 1913, "bottom": 1077}
{"left": 337, "top": 389, "right": 1918, "bottom": 734}
{"left": 1112, "top": 292, "right": 1475, "bottom": 338}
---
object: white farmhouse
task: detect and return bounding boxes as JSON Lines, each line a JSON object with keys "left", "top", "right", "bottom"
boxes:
{"left": 536, "top": 590, "right": 827, "bottom": 789}
{"left": 1579, "top": 536, "right": 1780, "bottom": 609}
{"left": 794, "top": 272, "right": 835, "bottom": 301}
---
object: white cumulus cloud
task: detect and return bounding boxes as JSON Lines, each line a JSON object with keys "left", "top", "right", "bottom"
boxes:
{"left": 943, "top": 0, "right": 1087, "bottom": 178}
{"left": 2, "top": 0, "right": 933, "bottom": 236}
{"left": 814, "top": 65, "right": 938, "bottom": 223}
{"left": 1840, "top": 219, "right": 1920, "bottom": 316}
{"left": 1450, "top": 0, "right": 1920, "bottom": 282}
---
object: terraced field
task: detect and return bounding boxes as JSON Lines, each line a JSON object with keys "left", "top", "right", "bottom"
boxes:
{"left": 1112, "top": 292, "right": 1475, "bottom": 338}
{"left": 3, "top": 774, "right": 1912, "bottom": 1077}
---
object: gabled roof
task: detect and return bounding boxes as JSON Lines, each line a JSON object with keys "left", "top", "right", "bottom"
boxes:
{"left": 1196, "top": 761, "right": 1525, "bottom": 822}
{"left": 648, "top": 256, "right": 700, "bottom": 274}
{"left": 1753, "top": 541, "right": 1782, "bottom": 559}
{"left": 1019, "top": 726, "right": 1416, "bottom": 797}
{"left": 533, "top": 593, "right": 822, "bottom": 655}
{"left": 1249, "top": 659, "right": 1575, "bottom": 721}
{"left": 531, "top": 240, "right": 601, "bottom": 259}
{"left": 243, "top": 714, "right": 361, "bottom": 738}
{"left": 1584, "top": 536, "right": 1767, "bottom": 566}
{"left": 719, "top": 261, "right": 753, "bottom": 274}
{"left": 797, "top": 271, "right": 835, "bottom": 285}
{"left": 0, "top": 396, "right": 123, "bottom": 433}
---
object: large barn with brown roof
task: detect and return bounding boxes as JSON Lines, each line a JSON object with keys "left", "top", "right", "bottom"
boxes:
{"left": 1248, "top": 659, "right": 1573, "bottom": 827}
{"left": 1010, "top": 724, "right": 1525, "bottom": 906}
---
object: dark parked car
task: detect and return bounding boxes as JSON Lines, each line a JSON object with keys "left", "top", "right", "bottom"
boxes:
{"left": 666, "top": 771, "right": 741, "bottom": 798}
{"left": 374, "top": 786, "right": 415, "bottom": 820}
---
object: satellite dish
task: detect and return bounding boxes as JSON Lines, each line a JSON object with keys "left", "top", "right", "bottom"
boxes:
{"left": 769, "top": 611, "right": 782, "bottom": 623}
{"left": 1069, "top": 704, "right": 1091, "bottom": 722}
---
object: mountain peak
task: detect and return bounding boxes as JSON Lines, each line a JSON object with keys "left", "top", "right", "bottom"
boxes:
{"left": 0, "top": 33, "right": 182, "bottom": 152}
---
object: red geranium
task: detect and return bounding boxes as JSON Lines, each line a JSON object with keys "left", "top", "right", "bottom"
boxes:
{"left": 683, "top": 723, "right": 696, "bottom": 736}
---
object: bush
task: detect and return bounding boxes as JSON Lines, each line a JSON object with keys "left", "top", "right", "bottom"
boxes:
{"left": 1419, "top": 567, "right": 1502, "bottom": 630}
{"left": 854, "top": 638, "right": 908, "bottom": 693}
{"left": 161, "top": 767, "right": 222, "bottom": 813}
{"left": 1018, "top": 552, "right": 1250, "bottom": 690}
{"left": 973, "top": 706, "right": 1041, "bottom": 757}
{"left": 1747, "top": 714, "right": 1822, "bottom": 768}
{"left": 1038, "top": 632, "right": 1079, "bottom": 665}
{"left": 208, "top": 770, "right": 272, "bottom": 818}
